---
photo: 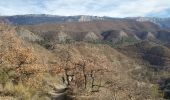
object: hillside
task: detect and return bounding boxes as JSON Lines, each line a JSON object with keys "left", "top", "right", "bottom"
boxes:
{"left": 0, "top": 22, "right": 166, "bottom": 100}
{"left": 131, "top": 17, "right": 170, "bottom": 29}
{"left": 21, "top": 20, "right": 166, "bottom": 47}
{"left": 23, "top": 20, "right": 160, "bottom": 33}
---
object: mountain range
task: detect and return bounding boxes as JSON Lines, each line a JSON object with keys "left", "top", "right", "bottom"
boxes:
{"left": 1, "top": 14, "right": 170, "bottom": 29}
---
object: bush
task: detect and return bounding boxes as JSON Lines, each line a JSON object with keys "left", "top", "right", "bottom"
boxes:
{"left": 0, "top": 68, "right": 9, "bottom": 86}
{"left": 3, "top": 81, "right": 36, "bottom": 100}
{"left": 151, "top": 84, "right": 163, "bottom": 99}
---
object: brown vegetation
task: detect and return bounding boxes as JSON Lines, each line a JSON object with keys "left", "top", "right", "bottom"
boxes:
{"left": 0, "top": 21, "right": 168, "bottom": 100}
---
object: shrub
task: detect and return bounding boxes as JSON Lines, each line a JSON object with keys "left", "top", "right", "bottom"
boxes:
{"left": 3, "top": 81, "right": 37, "bottom": 100}
{"left": 0, "top": 68, "right": 9, "bottom": 86}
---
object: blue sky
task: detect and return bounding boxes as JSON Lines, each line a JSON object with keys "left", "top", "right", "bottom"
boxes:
{"left": 0, "top": 0, "right": 170, "bottom": 17}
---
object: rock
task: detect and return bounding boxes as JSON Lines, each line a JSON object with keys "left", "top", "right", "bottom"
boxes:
{"left": 84, "top": 32, "right": 99, "bottom": 41}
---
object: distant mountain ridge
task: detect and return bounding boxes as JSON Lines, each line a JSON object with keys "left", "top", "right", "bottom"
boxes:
{"left": 0, "top": 14, "right": 169, "bottom": 29}
{"left": 0, "top": 14, "right": 170, "bottom": 29}
{"left": 127, "top": 17, "right": 170, "bottom": 29}
{"left": 0, "top": 14, "right": 114, "bottom": 25}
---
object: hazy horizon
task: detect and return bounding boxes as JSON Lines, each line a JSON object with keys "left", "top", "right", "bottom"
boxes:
{"left": 1, "top": 14, "right": 170, "bottom": 19}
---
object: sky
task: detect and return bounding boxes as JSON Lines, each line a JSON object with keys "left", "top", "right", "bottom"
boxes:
{"left": 0, "top": 0, "right": 170, "bottom": 17}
